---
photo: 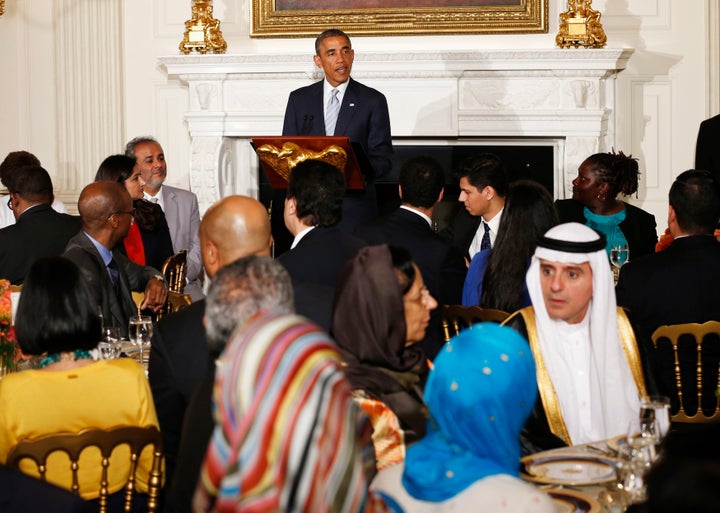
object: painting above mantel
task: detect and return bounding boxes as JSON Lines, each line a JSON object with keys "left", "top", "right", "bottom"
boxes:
{"left": 251, "top": 0, "right": 548, "bottom": 37}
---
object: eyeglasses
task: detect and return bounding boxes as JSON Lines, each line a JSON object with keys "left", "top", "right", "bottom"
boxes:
{"left": 107, "top": 209, "right": 135, "bottom": 221}
{"left": 404, "top": 286, "right": 431, "bottom": 307}
{"left": 6, "top": 197, "right": 12, "bottom": 209}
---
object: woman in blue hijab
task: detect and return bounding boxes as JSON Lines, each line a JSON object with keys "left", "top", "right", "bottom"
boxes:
{"left": 371, "top": 323, "right": 554, "bottom": 512}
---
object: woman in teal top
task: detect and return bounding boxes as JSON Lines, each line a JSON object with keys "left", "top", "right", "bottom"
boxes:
{"left": 555, "top": 150, "right": 657, "bottom": 260}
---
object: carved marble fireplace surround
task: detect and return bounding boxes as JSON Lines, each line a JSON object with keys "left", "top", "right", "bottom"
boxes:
{"left": 159, "top": 48, "right": 633, "bottom": 215}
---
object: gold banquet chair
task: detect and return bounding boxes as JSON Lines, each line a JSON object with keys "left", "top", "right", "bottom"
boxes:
{"left": 161, "top": 250, "right": 187, "bottom": 294}
{"left": 440, "top": 304, "right": 510, "bottom": 342}
{"left": 651, "top": 321, "right": 720, "bottom": 423}
{"left": 6, "top": 426, "right": 164, "bottom": 513}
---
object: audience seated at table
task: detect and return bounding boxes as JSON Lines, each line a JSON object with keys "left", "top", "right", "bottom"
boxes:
{"left": 503, "top": 223, "right": 655, "bottom": 454}
{"left": 332, "top": 244, "right": 436, "bottom": 471}
{"left": 555, "top": 150, "right": 657, "bottom": 259}
{"left": 0, "top": 256, "right": 160, "bottom": 505}
{"left": 371, "top": 323, "right": 555, "bottom": 513}
{"left": 462, "top": 179, "right": 558, "bottom": 310}
{"left": 95, "top": 154, "right": 174, "bottom": 272}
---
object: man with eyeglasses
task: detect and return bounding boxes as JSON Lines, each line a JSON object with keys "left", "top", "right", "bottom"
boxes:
{"left": 0, "top": 165, "right": 80, "bottom": 284}
{"left": 64, "top": 182, "right": 167, "bottom": 337}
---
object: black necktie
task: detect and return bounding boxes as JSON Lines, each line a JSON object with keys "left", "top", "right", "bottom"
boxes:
{"left": 480, "top": 222, "right": 491, "bottom": 251}
{"left": 107, "top": 259, "right": 121, "bottom": 299}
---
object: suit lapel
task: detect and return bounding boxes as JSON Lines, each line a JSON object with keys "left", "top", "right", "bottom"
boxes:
{"left": 334, "top": 79, "right": 357, "bottom": 137}
{"left": 78, "top": 234, "right": 127, "bottom": 328}
{"left": 162, "top": 186, "right": 180, "bottom": 251}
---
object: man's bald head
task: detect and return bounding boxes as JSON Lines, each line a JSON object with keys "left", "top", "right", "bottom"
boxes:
{"left": 199, "top": 195, "right": 272, "bottom": 278}
{"left": 78, "top": 181, "right": 133, "bottom": 234}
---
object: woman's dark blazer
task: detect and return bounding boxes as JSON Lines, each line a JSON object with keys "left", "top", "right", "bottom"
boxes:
{"left": 555, "top": 199, "right": 658, "bottom": 259}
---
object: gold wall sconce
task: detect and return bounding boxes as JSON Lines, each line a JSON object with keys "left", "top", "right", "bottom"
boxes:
{"left": 556, "top": 0, "right": 607, "bottom": 48}
{"left": 0, "top": 0, "right": 5, "bottom": 16}
{"left": 179, "top": 0, "right": 227, "bottom": 55}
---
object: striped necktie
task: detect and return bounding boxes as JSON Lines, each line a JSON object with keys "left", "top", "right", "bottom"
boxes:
{"left": 325, "top": 88, "right": 340, "bottom": 136}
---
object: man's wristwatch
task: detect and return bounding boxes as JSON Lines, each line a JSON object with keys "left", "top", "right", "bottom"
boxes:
{"left": 151, "top": 274, "right": 167, "bottom": 288}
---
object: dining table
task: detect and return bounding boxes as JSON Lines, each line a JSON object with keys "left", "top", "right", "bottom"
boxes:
{"left": 520, "top": 436, "right": 636, "bottom": 513}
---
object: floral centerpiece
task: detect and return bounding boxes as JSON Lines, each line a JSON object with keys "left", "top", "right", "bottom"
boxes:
{"left": 0, "top": 279, "right": 19, "bottom": 375}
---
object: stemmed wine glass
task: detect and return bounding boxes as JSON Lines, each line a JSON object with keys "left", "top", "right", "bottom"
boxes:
{"left": 610, "top": 243, "right": 629, "bottom": 282}
{"left": 128, "top": 315, "right": 153, "bottom": 369}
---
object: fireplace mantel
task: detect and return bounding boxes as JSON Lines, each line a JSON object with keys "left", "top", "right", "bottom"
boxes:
{"left": 159, "top": 48, "right": 633, "bottom": 214}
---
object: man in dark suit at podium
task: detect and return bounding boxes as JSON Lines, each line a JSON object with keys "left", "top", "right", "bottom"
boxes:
{"left": 277, "top": 28, "right": 393, "bottom": 253}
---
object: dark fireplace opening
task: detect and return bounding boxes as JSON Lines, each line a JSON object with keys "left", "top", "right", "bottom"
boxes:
{"left": 258, "top": 140, "right": 555, "bottom": 247}
{"left": 376, "top": 141, "right": 555, "bottom": 231}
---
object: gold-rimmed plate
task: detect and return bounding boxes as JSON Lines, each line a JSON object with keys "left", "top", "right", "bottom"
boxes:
{"left": 606, "top": 434, "right": 625, "bottom": 454}
{"left": 547, "top": 489, "right": 602, "bottom": 513}
{"left": 521, "top": 452, "right": 617, "bottom": 486}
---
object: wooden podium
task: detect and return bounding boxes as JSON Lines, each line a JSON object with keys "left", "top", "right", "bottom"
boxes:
{"left": 251, "top": 136, "right": 367, "bottom": 190}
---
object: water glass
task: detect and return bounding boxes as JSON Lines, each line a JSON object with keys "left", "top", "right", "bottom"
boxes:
{"left": 128, "top": 315, "right": 153, "bottom": 369}
{"left": 640, "top": 395, "right": 671, "bottom": 440}
{"left": 97, "top": 341, "right": 122, "bottom": 360}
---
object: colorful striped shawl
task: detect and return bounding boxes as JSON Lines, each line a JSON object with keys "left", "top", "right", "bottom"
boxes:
{"left": 194, "top": 312, "right": 388, "bottom": 513}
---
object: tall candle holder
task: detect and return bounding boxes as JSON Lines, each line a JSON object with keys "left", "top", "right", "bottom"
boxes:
{"left": 179, "top": 0, "right": 227, "bottom": 55}
{"left": 556, "top": 0, "right": 607, "bottom": 49}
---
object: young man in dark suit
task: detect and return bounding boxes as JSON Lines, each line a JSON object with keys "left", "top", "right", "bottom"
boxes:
{"left": 276, "top": 28, "right": 393, "bottom": 253}
{"left": 356, "top": 156, "right": 466, "bottom": 358}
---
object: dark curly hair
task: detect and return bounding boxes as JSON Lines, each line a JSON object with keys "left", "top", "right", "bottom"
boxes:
{"left": 584, "top": 149, "right": 641, "bottom": 198}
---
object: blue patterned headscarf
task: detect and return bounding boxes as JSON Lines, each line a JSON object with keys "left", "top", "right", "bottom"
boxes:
{"left": 402, "top": 323, "right": 537, "bottom": 502}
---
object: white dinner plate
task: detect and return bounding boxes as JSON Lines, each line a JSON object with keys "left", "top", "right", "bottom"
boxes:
{"left": 521, "top": 452, "right": 617, "bottom": 486}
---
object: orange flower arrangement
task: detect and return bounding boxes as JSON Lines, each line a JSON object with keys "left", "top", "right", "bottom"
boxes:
{"left": 0, "top": 279, "right": 21, "bottom": 373}
{"left": 655, "top": 227, "right": 720, "bottom": 252}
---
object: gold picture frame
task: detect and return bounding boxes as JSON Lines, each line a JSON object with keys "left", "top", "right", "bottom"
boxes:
{"left": 251, "top": 0, "right": 549, "bottom": 38}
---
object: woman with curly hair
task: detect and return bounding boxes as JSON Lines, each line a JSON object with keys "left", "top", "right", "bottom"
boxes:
{"left": 95, "top": 154, "right": 174, "bottom": 271}
{"left": 556, "top": 150, "right": 657, "bottom": 259}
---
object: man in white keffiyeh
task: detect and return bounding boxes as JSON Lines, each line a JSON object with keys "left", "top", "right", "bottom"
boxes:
{"left": 504, "top": 222, "right": 648, "bottom": 449}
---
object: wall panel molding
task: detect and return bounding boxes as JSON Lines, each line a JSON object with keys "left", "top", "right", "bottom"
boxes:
{"left": 54, "top": 0, "right": 125, "bottom": 189}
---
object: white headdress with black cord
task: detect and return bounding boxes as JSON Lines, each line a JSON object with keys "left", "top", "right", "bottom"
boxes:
{"left": 526, "top": 222, "right": 639, "bottom": 444}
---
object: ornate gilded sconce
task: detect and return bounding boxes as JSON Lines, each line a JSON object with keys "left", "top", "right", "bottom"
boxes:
{"left": 0, "top": 0, "right": 5, "bottom": 16}
{"left": 179, "top": 0, "right": 227, "bottom": 55}
{"left": 556, "top": 0, "right": 607, "bottom": 48}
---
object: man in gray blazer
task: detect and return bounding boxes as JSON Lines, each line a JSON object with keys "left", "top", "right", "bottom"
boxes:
{"left": 125, "top": 136, "right": 204, "bottom": 300}
{"left": 63, "top": 182, "right": 167, "bottom": 336}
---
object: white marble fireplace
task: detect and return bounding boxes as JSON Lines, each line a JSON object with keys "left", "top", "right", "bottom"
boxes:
{"left": 159, "top": 48, "right": 633, "bottom": 215}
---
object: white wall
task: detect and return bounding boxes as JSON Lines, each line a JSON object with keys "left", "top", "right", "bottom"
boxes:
{"left": 0, "top": 0, "right": 716, "bottom": 228}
